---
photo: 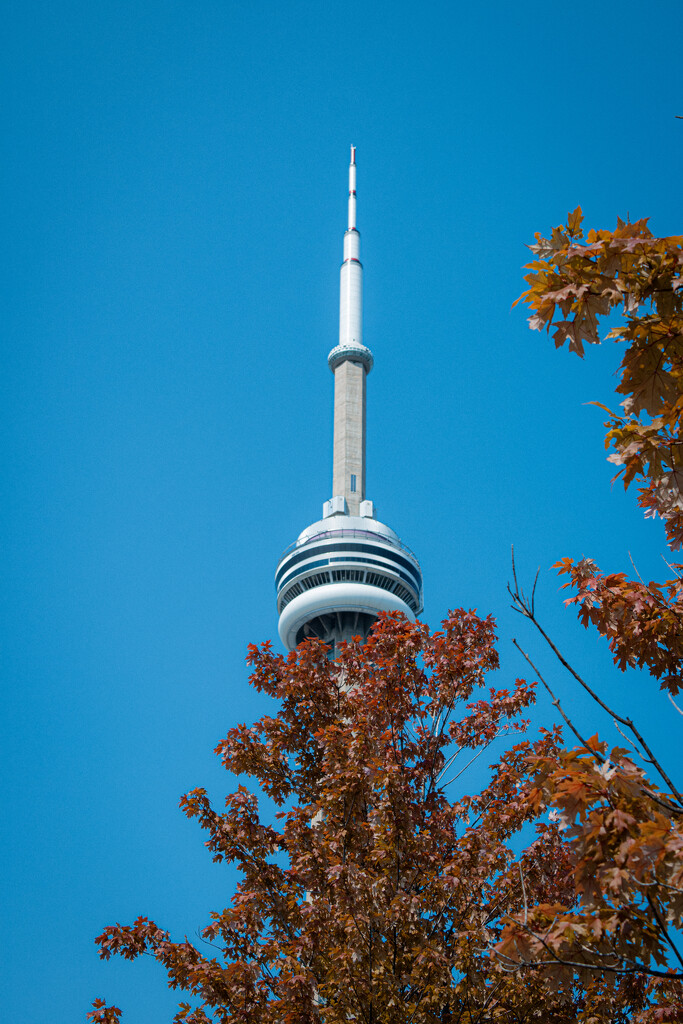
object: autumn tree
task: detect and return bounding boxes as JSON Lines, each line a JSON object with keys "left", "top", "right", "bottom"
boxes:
{"left": 496, "top": 210, "right": 683, "bottom": 1019}
{"left": 92, "top": 608, "right": 652, "bottom": 1024}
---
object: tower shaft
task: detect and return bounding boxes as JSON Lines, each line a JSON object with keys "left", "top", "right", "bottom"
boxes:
{"left": 332, "top": 359, "right": 366, "bottom": 514}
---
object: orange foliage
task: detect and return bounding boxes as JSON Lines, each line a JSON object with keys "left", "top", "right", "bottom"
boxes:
{"left": 96, "top": 613, "right": 645, "bottom": 1022}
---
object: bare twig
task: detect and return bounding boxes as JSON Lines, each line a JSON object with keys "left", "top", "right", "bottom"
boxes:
{"left": 646, "top": 892, "right": 683, "bottom": 972}
{"left": 612, "top": 718, "right": 644, "bottom": 758}
{"left": 668, "top": 692, "right": 683, "bottom": 718}
{"left": 518, "top": 863, "right": 528, "bottom": 925}
{"left": 512, "top": 640, "right": 603, "bottom": 761}
{"left": 442, "top": 742, "right": 493, "bottom": 788}
{"left": 509, "top": 546, "right": 539, "bottom": 620}
{"left": 436, "top": 746, "right": 462, "bottom": 782}
{"left": 482, "top": 979, "right": 504, "bottom": 1011}
{"left": 661, "top": 555, "right": 682, "bottom": 580}
{"left": 628, "top": 551, "right": 645, "bottom": 585}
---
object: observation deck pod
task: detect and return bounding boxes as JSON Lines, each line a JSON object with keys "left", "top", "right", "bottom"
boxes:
{"left": 276, "top": 515, "right": 423, "bottom": 652}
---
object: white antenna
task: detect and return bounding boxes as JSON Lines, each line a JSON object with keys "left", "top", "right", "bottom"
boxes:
{"left": 348, "top": 145, "right": 357, "bottom": 229}
{"left": 339, "top": 146, "right": 362, "bottom": 350}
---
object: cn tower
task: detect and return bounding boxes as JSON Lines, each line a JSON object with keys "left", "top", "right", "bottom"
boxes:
{"left": 276, "top": 148, "right": 423, "bottom": 653}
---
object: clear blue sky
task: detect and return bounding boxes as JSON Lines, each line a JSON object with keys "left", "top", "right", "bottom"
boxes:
{"left": 3, "top": 2, "right": 682, "bottom": 1020}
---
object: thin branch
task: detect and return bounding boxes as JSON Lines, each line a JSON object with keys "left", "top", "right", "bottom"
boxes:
{"left": 634, "top": 876, "right": 683, "bottom": 895}
{"left": 467, "top": 798, "right": 494, "bottom": 831}
{"left": 423, "top": 703, "right": 455, "bottom": 802}
{"left": 646, "top": 892, "right": 683, "bottom": 972}
{"left": 442, "top": 742, "right": 492, "bottom": 789}
{"left": 436, "top": 746, "right": 463, "bottom": 782}
{"left": 628, "top": 551, "right": 645, "bottom": 585}
{"left": 509, "top": 546, "right": 539, "bottom": 620}
{"left": 425, "top": 890, "right": 459, "bottom": 942}
{"left": 668, "top": 692, "right": 683, "bottom": 718}
{"left": 512, "top": 640, "right": 602, "bottom": 761}
{"left": 661, "top": 554, "right": 682, "bottom": 580}
{"left": 497, "top": 919, "right": 683, "bottom": 980}
{"left": 612, "top": 718, "right": 644, "bottom": 759}
{"left": 518, "top": 863, "right": 528, "bottom": 926}
{"left": 430, "top": 703, "right": 445, "bottom": 738}
{"left": 195, "top": 928, "right": 223, "bottom": 953}
{"left": 482, "top": 979, "right": 505, "bottom": 1011}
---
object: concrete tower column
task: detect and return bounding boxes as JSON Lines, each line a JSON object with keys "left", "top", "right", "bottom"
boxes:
{"left": 332, "top": 359, "right": 366, "bottom": 514}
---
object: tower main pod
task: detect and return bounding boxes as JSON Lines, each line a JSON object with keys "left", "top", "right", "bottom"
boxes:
{"left": 276, "top": 149, "right": 423, "bottom": 652}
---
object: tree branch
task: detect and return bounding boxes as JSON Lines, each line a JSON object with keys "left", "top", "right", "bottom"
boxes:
{"left": 508, "top": 553, "right": 683, "bottom": 804}
{"left": 512, "top": 640, "right": 601, "bottom": 760}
